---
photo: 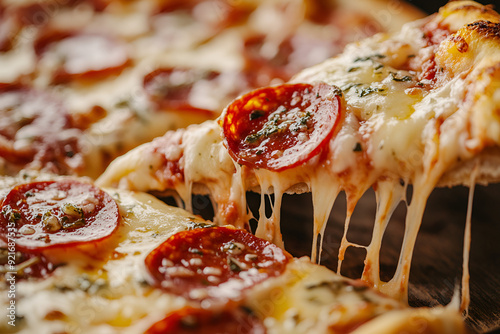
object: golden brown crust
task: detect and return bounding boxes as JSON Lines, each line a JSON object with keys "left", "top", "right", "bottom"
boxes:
{"left": 438, "top": 148, "right": 500, "bottom": 187}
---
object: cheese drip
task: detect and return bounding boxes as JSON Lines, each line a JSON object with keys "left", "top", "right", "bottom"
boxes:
{"left": 309, "top": 169, "right": 340, "bottom": 263}
{"left": 362, "top": 180, "right": 405, "bottom": 288}
{"left": 461, "top": 163, "right": 479, "bottom": 315}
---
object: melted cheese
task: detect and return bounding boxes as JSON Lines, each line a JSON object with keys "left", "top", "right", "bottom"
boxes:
{"left": 0, "top": 176, "right": 203, "bottom": 333}
{"left": 0, "top": 0, "right": 425, "bottom": 178}
{"left": 97, "top": 2, "right": 500, "bottom": 311}
{"left": 0, "top": 174, "right": 466, "bottom": 333}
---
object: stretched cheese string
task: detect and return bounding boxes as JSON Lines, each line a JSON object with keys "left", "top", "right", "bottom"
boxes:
{"left": 336, "top": 184, "right": 370, "bottom": 274}
{"left": 461, "top": 162, "right": 479, "bottom": 316}
{"left": 362, "top": 179, "right": 405, "bottom": 288}
{"left": 310, "top": 168, "right": 340, "bottom": 263}
{"left": 254, "top": 170, "right": 285, "bottom": 248}
{"left": 379, "top": 176, "right": 435, "bottom": 301}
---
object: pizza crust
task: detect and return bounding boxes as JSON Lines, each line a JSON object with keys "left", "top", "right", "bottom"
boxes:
{"left": 438, "top": 147, "right": 500, "bottom": 187}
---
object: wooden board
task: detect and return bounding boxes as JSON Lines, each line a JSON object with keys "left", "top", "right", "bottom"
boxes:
{"left": 265, "top": 184, "right": 500, "bottom": 334}
{"left": 189, "top": 182, "right": 500, "bottom": 333}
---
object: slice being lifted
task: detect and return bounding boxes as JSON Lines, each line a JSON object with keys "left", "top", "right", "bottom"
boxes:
{"left": 97, "top": 0, "right": 500, "bottom": 304}
{"left": 0, "top": 0, "right": 422, "bottom": 178}
{"left": 0, "top": 173, "right": 466, "bottom": 333}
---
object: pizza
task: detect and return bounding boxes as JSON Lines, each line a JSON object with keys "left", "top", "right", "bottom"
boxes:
{"left": 0, "top": 0, "right": 495, "bottom": 333}
{"left": 0, "top": 0, "right": 422, "bottom": 179}
{"left": 0, "top": 172, "right": 466, "bottom": 333}
{"left": 96, "top": 0, "right": 500, "bottom": 317}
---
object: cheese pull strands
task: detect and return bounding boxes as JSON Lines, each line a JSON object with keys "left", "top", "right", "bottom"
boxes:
{"left": 362, "top": 179, "right": 406, "bottom": 287}
{"left": 309, "top": 169, "right": 341, "bottom": 264}
{"left": 96, "top": 0, "right": 500, "bottom": 316}
{"left": 461, "top": 162, "right": 480, "bottom": 315}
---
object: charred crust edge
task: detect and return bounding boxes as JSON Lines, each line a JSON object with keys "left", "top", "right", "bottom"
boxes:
{"left": 466, "top": 20, "right": 500, "bottom": 40}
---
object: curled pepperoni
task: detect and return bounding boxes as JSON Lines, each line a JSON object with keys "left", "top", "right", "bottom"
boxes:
{"left": 222, "top": 83, "right": 343, "bottom": 171}
{"left": 34, "top": 30, "right": 130, "bottom": 84}
{"left": 145, "top": 307, "right": 266, "bottom": 334}
{"left": 145, "top": 226, "right": 291, "bottom": 301}
{"left": 0, "top": 180, "right": 119, "bottom": 251}
{"left": 0, "top": 87, "right": 84, "bottom": 174}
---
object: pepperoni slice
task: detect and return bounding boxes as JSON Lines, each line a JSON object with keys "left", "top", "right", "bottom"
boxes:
{"left": 145, "top": 307, "right": 266, "bottom": 334}
{"left": 145, "top": 226, "right": 291, "bottom": 301}
{"left": 0, "top": 87, "right": 84, "bottom": 174}
{"left": 34, "top": 30, "right": 130, "bottom": 84}
{"left": 0, "top": 180, "right": 119, "bottom": 251}
{"left": 221, "top": 83, "right": 343, "bottom": 171}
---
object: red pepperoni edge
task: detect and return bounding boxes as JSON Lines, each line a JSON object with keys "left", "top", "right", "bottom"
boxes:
{"left": 221, "top": 82, "right": 343, "bottom": 171}
{"left": 0, "top": 180, "right": 119, "bottom": 251}
{"left": 144, "top": 226, "right": 291, "bottom": 301}
{"left": 145, "top": 307, "right": 266, "bottom": 334}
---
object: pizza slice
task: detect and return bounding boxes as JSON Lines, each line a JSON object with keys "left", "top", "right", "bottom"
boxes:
{"left": 0, "top": 0, "right": 422, "bottom": 178}
{"left": 96, "top": 0, "right": 500, "bottom": 306}
{"left": 0, "top": 172, "right": 466, "bottom": 333}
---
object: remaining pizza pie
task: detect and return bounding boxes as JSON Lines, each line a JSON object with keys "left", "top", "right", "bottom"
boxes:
{"left": 0, "top": 172, "right": 466, "bottom": 333}
{"left": 96, "top": 0, "right": 500, "bottom": 312}
{"left": 0, "top": 0, "right": 423, "bottom": 178}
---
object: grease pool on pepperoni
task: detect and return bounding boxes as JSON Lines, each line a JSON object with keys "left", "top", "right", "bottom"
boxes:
{"left": 34, "top": 29, "right": 130, "bottom": 84}
{"left": 145, "top": 307, "right": 266, "bottom": 334}
{"left": 144, "top": 226, "right": 291, "bottom": 301}
{"left": 221, "top": 82, "right": 344, "bottom": 171}
{"left": 0, "top": 180, "right": 119, "bottom": 251}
